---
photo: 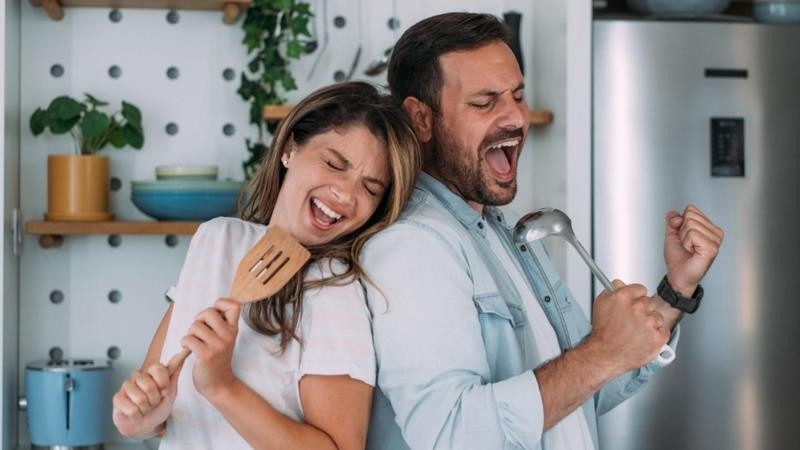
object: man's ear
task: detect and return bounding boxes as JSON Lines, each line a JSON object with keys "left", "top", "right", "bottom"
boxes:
{"left": 401, "top": 97, "right": 434, "bottom": 144}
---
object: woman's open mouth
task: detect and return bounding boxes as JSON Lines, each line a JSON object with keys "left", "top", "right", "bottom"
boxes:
{"left": 309, "top": 197, "right": 343, "bottom": 229}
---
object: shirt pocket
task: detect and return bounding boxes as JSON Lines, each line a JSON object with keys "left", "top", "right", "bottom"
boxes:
{"left": 472, "top": 293, "right": 529, "bottom": 379}
{"left": 473, "top": 292, "right": 528, "bottom": 328}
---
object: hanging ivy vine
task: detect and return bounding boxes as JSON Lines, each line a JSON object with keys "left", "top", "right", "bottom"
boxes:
{"left": 238, "top": 0, "right": 313, "bottom": 179}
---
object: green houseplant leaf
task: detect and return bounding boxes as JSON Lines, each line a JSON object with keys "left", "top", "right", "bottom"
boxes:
{"left": 30, "top": 94, "right": 145, "bottom": 155}
{"left": 30, "top": 108, "right": 47, "bottom": 136}
{"left": 238, "top": 0, "right": 313, "bottom": 179}
{"left": 81, "top": 110, "right": 111, "bottom": 139}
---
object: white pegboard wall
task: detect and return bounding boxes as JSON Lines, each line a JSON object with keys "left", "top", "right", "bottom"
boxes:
{"left": 17, "top": 0, "right": 539, "bottom": 446}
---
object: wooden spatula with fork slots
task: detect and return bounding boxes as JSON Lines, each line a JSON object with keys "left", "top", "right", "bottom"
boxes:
{"left": 167, "top": 226, "right": 310, "bottom": 375}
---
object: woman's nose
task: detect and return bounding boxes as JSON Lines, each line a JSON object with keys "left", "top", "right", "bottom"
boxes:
{"left": 330, "top": 181, "right": 355, "bottom": 205}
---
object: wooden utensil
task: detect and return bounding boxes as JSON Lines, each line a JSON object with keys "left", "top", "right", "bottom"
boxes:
{"left": 167, "top": 226, "right": 310, "bottom": 374}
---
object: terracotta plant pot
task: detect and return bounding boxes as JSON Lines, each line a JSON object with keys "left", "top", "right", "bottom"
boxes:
{"left": 45, "top": 154, "right": 113, "bottom": 221}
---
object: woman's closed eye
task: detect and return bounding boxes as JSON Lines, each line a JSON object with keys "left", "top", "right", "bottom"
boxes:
{"left": 326, "top": 160, "right": 344, "bottom": 171}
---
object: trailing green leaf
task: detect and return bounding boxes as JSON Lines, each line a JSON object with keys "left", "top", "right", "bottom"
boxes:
{"left": 238, "top": 0, "right": 313, "bottom": 179}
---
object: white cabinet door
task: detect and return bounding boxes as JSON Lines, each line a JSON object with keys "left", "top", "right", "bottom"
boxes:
{"left": 2, "top": 0, "right": 22, "bottom": 447}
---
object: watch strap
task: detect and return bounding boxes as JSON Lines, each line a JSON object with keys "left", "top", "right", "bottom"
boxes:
{"left": 657, "top": 275, "right": 703, "bottom": 314}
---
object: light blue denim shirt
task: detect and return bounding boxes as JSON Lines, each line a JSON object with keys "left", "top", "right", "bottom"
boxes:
{"left": 362, "top": 173, "right": 679, "bottom": 450}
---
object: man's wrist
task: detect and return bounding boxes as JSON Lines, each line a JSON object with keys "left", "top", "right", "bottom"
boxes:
{"left": 576, "top": 335, "right": 626, "bottom": 382}
{"left": 665, "top": 275, "right": 697, "bottom": 298}
{"left": 658, "top": 275, "right": 703, "bottom": 314}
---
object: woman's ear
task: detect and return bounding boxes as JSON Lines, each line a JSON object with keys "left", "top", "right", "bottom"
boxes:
{"left": 281, "top": 141, "right": 297, "bottom": 168}
{"left": 401, "top": 97, "right": 434, "bottom": 144}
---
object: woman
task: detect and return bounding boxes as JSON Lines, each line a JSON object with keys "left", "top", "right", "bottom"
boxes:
{"left": 112, "top": 82, "right": 421, "bottom": 449}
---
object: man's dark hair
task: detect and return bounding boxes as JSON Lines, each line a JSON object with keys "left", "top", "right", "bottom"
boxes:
{"left": 387, "top": 12, "right": 511, "bottom": 113}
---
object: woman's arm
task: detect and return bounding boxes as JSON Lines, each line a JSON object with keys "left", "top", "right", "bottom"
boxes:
{"left": 204, "top": 374, "right": 372, "bottom": 450}
{"left": 113, "top": 303, "right": 177, "bottom": 439}
{"left": 186, "top": 298, "right": 374, "bottom": 450}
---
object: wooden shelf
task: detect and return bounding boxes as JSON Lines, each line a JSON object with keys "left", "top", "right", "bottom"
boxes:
{"left": 29, "top": 0, "right": 251, "bottom": 24}
{"left": 26, "top": 220, "right": 201, "bottom": 248}
{"left": 265, "top": 105, "right": 554, "bottom": 126}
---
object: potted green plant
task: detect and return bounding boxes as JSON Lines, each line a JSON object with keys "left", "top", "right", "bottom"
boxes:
{"left": 29, "top": 93, "right": 144, "bottom": 221}
{"left": 237, "top": 0, "right": 313, "bottom": 179}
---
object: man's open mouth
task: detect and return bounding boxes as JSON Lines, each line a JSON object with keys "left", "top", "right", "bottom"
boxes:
{"left": 483, "top": 138, "right": 521, "bottom": 180}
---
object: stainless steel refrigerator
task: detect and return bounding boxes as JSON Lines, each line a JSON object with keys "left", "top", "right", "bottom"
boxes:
{"left": 593, "top": 19, "right": 800, "bottom": 450}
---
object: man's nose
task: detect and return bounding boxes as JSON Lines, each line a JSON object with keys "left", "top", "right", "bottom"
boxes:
{"left": 497, "top": 94, "right": 528, "bottom": 131}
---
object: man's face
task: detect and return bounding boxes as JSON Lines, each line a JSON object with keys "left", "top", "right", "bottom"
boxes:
{"left": 428, "top": 40, "right": 529, "bottom": 209}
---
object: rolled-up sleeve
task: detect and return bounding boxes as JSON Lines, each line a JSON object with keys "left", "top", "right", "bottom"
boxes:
{"left": 363, "top": 223, "right": 544, "bottom": 449}
{"left": 595, "top": 325, "right": 681, "bottom": 415}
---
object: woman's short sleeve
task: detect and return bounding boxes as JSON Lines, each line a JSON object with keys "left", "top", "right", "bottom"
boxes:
{"left": 298, "top": 275, "right": 376, "bottom": 387}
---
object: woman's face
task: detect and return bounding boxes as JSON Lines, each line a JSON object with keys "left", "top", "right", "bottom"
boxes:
{"left": 270, "top": 124, "right": 391, "bottom": 247}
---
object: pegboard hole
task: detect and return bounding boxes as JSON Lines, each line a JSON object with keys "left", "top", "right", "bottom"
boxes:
{"left": 333, "top": 15, "right": 346, "bottom": 28}
{"left": 166, "top": 122, "right": 179, "bottom": 136}
{"left": 108, "top": 290, "right": 122, "bottom": 304}
{"left": 109, "top": 9, "right": 122, "bottom": 23}
{"left": 166, "top": 10, "right": 180, "bottom": 24}
{"left": 222, "top": 68, "right": 236, "bottom": 81}
{"left": 333, "top": 70, "right": 347, "bottom": 82}
{"left": 50, "top": 64, "right": 64, "bottom": 78}
{"left": 166, "top": 66, "right": 180, "bottom": 80}
{"left": 107, "top": 346, "right": 121, "bottom": 360}
{"left": 108, "top": 65, "right": 122, "bottom": 79}
{"left": 110, "top": 176, "right": 122, "bottom": 192}
{"left": 165, "top": 235, "right": 179, "bottom": 247}
{"left": 223, "top": 123, "right": 236, "bottom": 136}
{"left": 387, "top": 17, "right": 400, "bottom": 30}
{"left": 108, "top": 234, "right": 122, "bottom": 247}
{"left": 49, "top": 347, "right": 64, "bottom": 362}
{"left": 49, "top": 290, "right": 64, "bottom": 304}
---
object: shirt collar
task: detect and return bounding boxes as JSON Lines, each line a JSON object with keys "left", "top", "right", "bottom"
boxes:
{"left": 418, "top": 172, "right": 509, "bottom": 236}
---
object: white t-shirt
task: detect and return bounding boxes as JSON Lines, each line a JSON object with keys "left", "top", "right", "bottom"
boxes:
{"left": 485, "top": 225, "right": 595, "bottom": 450}
{"left": 158, "top": 217, "right": 375, "bottom": 450}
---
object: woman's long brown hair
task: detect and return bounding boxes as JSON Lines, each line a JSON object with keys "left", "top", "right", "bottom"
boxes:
{"left": 238, "top": 82, "right": 421, "bottom": 351}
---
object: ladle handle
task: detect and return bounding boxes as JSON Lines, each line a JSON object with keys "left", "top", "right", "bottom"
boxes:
{"left": 566, "top": 236, "right": 675, "bottom": 365}
{"left": 566, "top": 235, "right": 614, "bottom": 292}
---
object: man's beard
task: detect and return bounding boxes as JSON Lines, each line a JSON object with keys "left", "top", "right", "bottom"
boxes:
{"left": 428, "top": 121, "right": 519, "bottom": 206}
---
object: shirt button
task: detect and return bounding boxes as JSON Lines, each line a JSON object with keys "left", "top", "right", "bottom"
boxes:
{"left": 477, "top": 222, "right": 484, "bottom": 229}
{"left": 544, "top": 295, "right": 551, "bottom": 303}
{"left": 519, "top": 245, "right": 527, "bottom": 252}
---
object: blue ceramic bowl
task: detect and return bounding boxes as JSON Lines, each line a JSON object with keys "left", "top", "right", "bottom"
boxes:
{"left": 131, "top": 180, "right": 243, "bottom": 221}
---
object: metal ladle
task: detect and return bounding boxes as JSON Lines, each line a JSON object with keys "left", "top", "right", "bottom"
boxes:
{"left": 513, "top": 207, "right": 675, "bottom": 365}
{"left": 364, "top": 46, "right": 393, "bottom": 76}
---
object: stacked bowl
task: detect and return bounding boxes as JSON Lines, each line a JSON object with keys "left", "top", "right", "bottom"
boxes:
{"left": 131, "top": 166, "right": 244, "bottom": 221}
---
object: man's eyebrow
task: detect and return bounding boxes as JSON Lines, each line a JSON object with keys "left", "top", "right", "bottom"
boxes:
{"left": 472, "top": 82, "right": 526, "bottom": 98}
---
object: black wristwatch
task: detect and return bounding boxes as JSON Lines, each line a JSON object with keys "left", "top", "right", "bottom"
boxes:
{"left": 657, "top": 275, "right": 703, "bottom": 314}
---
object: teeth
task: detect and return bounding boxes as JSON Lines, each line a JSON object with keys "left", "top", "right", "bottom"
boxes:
{"left": 312, "top": 198, "right": 342, "bottom": 221}
{"left": 489, "top": 139, "right": 520, "bottom": 150}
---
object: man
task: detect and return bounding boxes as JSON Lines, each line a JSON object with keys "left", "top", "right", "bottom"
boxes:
{"left": 361, "top": 12, "right": 724, "bottom": 450}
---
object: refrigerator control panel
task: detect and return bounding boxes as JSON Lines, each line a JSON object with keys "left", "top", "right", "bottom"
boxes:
{"left": 711, "top": 118, "right": 745, "bottom": 177}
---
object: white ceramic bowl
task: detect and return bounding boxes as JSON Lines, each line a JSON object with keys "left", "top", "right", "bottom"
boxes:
{"left": 155, "top": 165, "right": 219, "bottom": 181}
